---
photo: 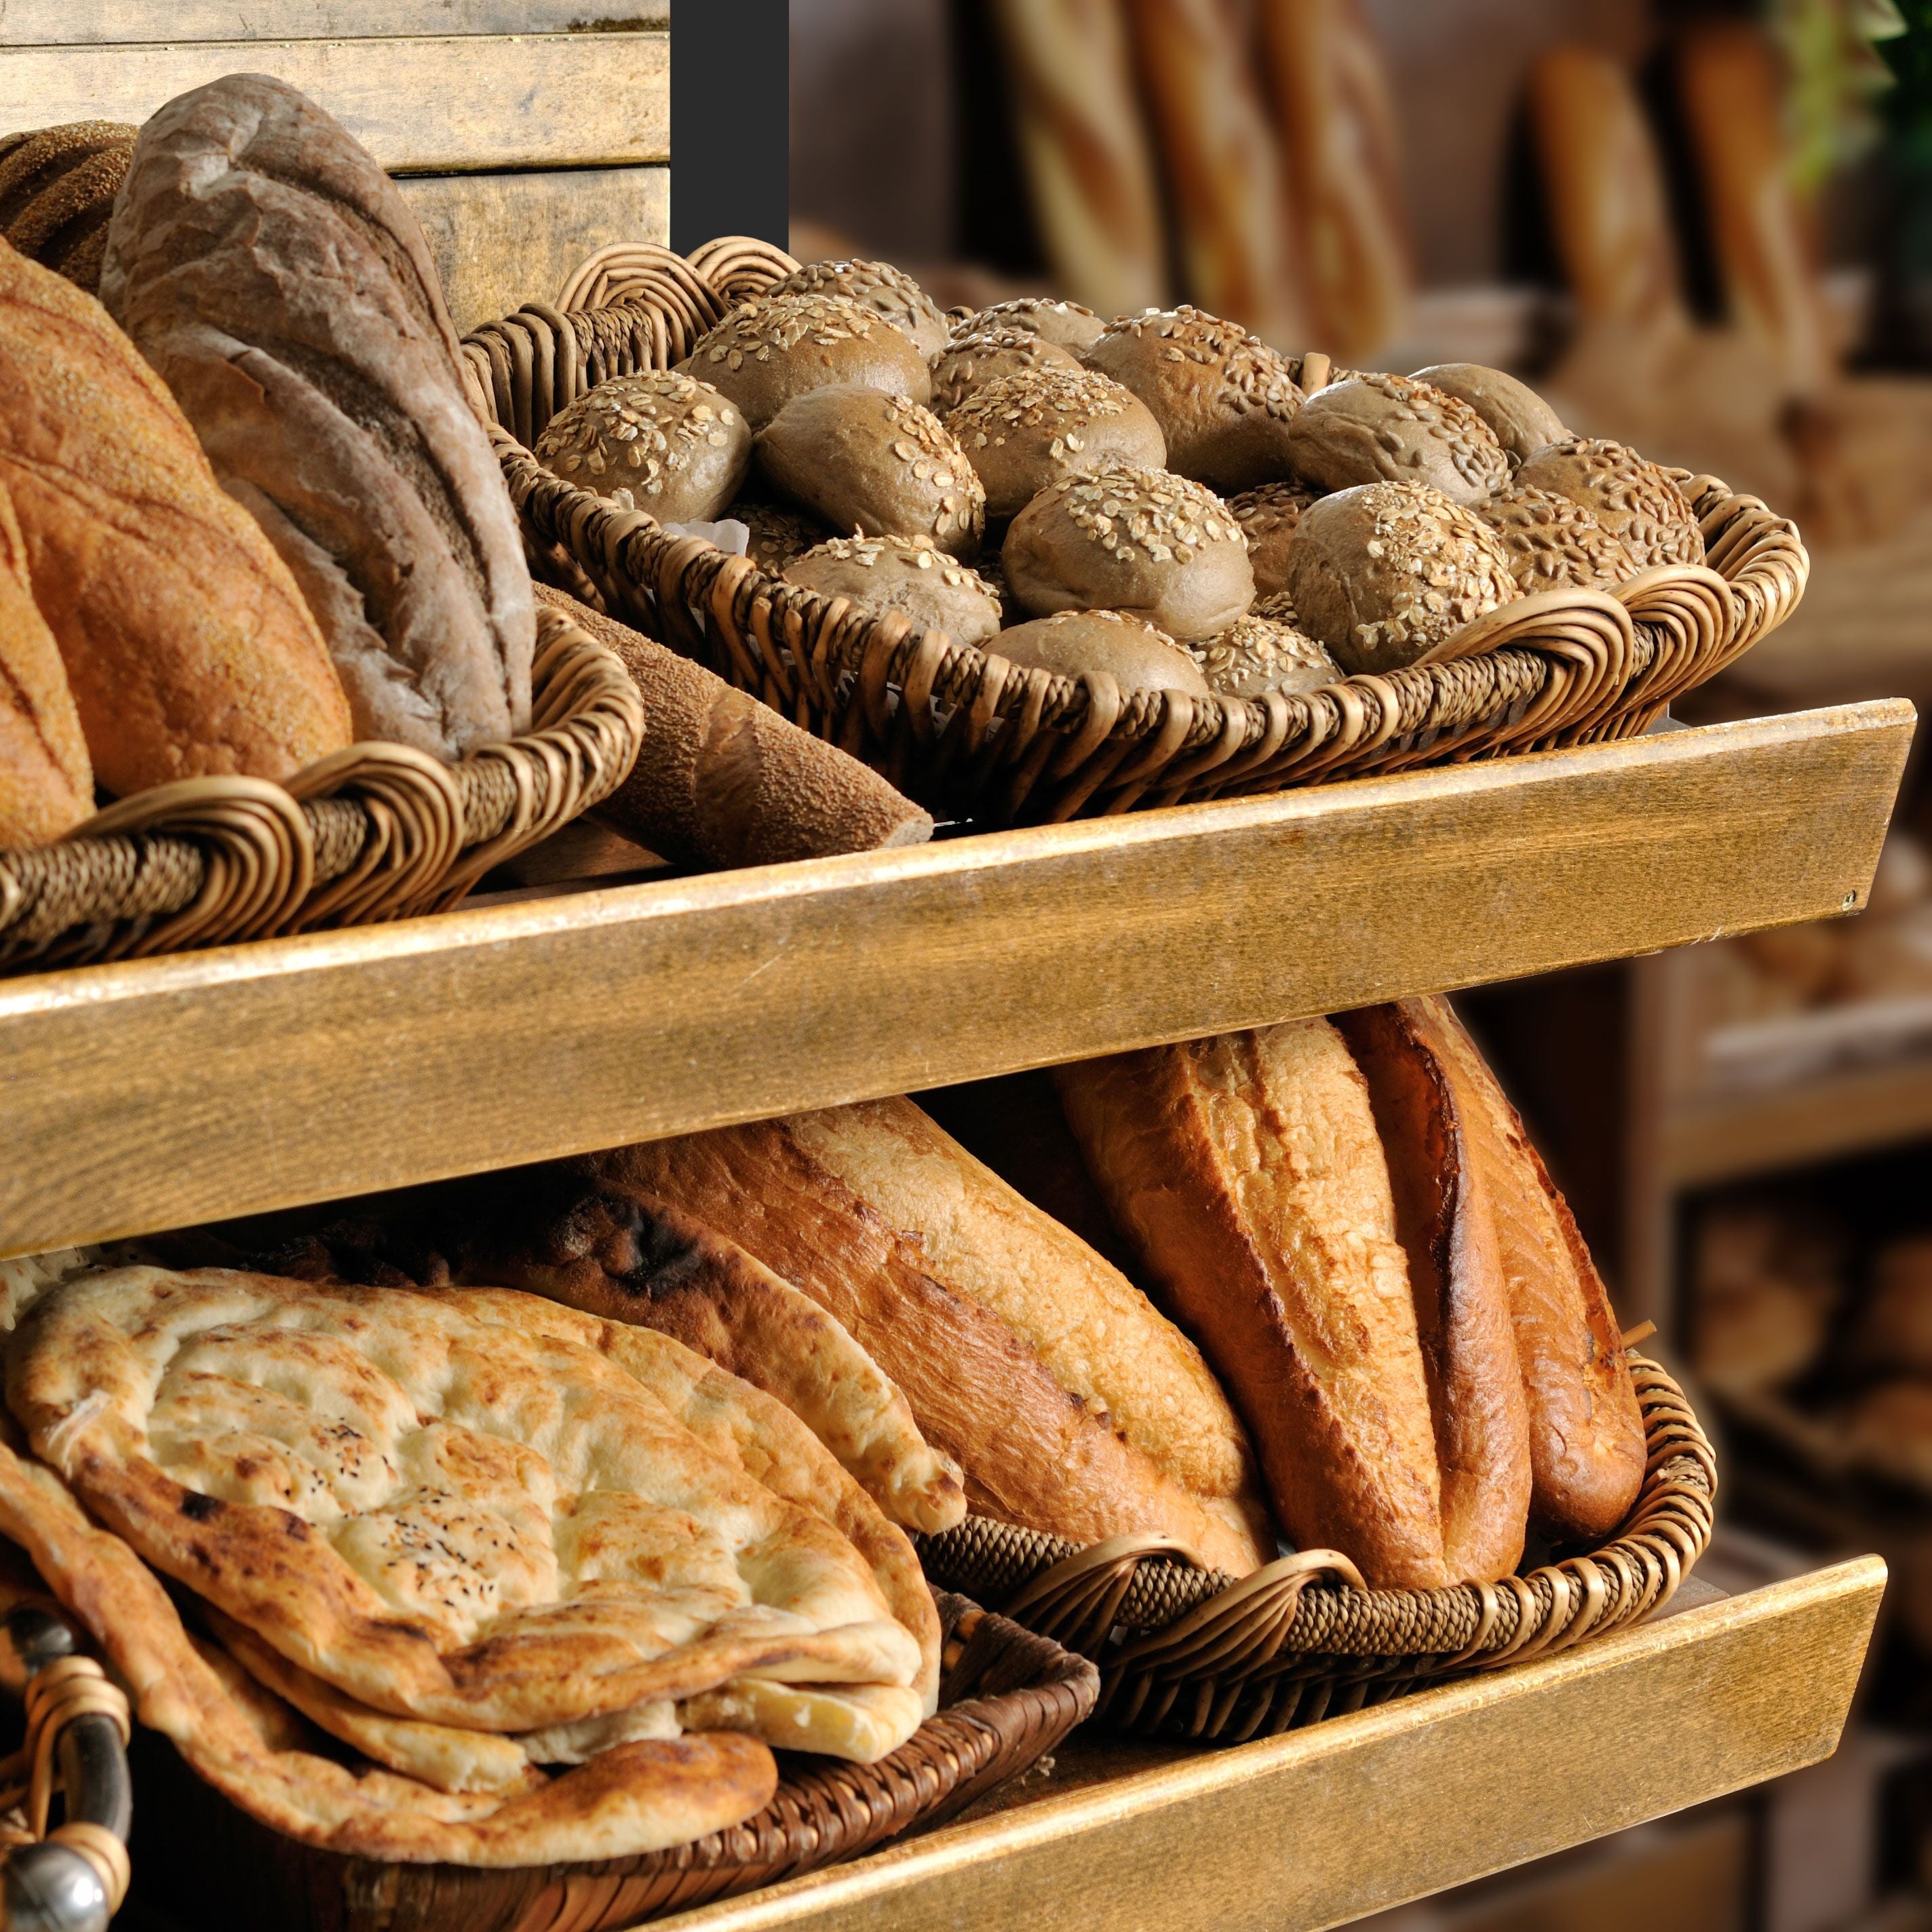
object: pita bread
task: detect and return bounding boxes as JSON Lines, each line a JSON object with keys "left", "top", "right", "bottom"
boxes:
{"left": 7, "top": 1269, "right": 921, "bottom": 1731}
{"left": 680, "top": 1679, "right": 927, "bottom": 1764}
{"left": 0, "top": 1434, "right": 778, "bottom": 1863}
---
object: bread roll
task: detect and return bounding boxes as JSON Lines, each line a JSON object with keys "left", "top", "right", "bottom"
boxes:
{"left": 0, "top": 476, "right": 91, "bottom": 845}
{"left": 0, "top": 121, "right": 134, "bottom": 292}
{"left": 0, "top": 241, "right": 351, "bottom": 792}
{"left": 1515, "top": 438, "right": 1705, "bottom": 571}
{"left": 1287, "top": 374, "right": 1509, "bottom": 505}
{"left": 732, "top": 501, "right": 834, "bottom": 575}
{"left": 931, "top": 328, "right": 1081, "bottom": 417}
{"left": 1418, "top": 996, "right": 1645, "bottom": 1541}
{"left": 784, "top": 535, "right": 1003, "bottom": 644}
{"left": 590, "top": 1100, "right": 1275, "bottom": 1575}
{"left": 1226, "top": 481, "right": 1317, "bottom": 598}
{"left": 995, "top": 610, "right": 1210, "bottom": 695}
{"left": 101, "top": 75, "right": 532, "bottom": 761}
{"left": 535, "top": 372, "right": 751, "bottom": 524}
{"left": 1055, "top": 1023, "right": 1450, "bottom": 1589}
{"left": 760, "top": 258, "right": 950, "bottom": 361}
{"left": 1478, "top": 486, "right": 1637, "bottom": 594}
{"left": 1336, "top": 1002, "right": 1532, "bottom": 1583}
{"left": 957, "top": 297, "right": 1108, "bottom": 355}
{"left": 1410, "top": 364, "right": 1569, "bottom": 469}
{"left": 1189, "top": 608, "right": 1340, "bottom": 699}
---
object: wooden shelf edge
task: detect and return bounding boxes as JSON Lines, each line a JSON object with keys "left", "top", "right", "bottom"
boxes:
{"left": 665, "top": 1558, "right": 1885, "bottom": 1932}
{"left": 0, "top": 701, "right": 1910, "bottom": 1256}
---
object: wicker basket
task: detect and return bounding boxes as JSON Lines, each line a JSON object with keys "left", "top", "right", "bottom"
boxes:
{"left": 127, "top": 1591, "right": 1096, "bottom": 1932}
{"left": 0, "top": 603, "right": 644, "bottom": 973}
{"left": 918, "top": 1357, "right": 1715, "bottom": 1745}
{"left": 464, "top": 241, "right": 1811, "bottom": 828}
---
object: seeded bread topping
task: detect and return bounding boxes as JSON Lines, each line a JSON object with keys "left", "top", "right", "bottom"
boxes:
{"left": 1410, "top": 363, "right": 1568, "bottom": 469}
{"left": 1478, "top": 484, "right": 1637, "bottom": 594}
{"left": 731, "top": 499, "right": 832, "bottom": 575}
{"left": 535, "top": 371, "right": 750, "bottom": 524}
{"left": 1226, "top": 480, "right": 1319, "bottom": 598}
{"left": 953, "top": 296, "right": 1108, "bottom": 353}
{"left": 1288, "top": 372, "right": 1510, "bottom": 504}
{"left": 762, "top": 258, "right": 950, "bottom": 360}
{"left": 1514, "top": 438, "right": 1705, "bottom": 571}
{"left": 931, "top": 328, "right": 1080, "bottom": 415}
{"left": 1190, "top": 607, "right": 1341, "bottom": 699}
{"left": 785, "top": 534, "right": 1003, "bottom": 643}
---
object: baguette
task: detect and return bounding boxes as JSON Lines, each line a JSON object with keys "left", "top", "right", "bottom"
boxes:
{"left": 592, "top": 1100, "right": 1275, "bottom": 1575}
{"left": 1055, "top": 1022, "right": 1449, "bottom": 1590}
{"left": 1335, "top": 1003, "right": 1530, "bottom": 1581}
{"left": 1418, "top": 997, "right": 1646, "bottom": 1541}
{"left": 0, "top": 475, "right": 91, "bottom": 845}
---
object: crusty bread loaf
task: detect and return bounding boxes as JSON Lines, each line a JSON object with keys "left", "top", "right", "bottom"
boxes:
{"left": 101, "top": 75, "right": 534, "bottom": 761}
{"left": 0, "top": 476, "right": 90, "bottom": 845}
{"left": 0, "top": 242, "right": 352, "bottom": 793}
{"left": 1055, "top": 1022, "right": 1449, "bottom": 1589}
{"left": 1336, "top": 1003, "right": 1530, "bottom": 1582}
{"left": 1418, "top": 997, "right": 1645, "bottom": 1541}
{"left": 590, "top": 1099, "right": 1275, "bottom": 1574}
{"left": 0, "top": 121, "right": 134, "bottom": 292}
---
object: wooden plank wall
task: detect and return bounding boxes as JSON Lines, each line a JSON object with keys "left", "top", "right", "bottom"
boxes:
{"left": 0, "top": 1, "right": 671, "bottom": 330}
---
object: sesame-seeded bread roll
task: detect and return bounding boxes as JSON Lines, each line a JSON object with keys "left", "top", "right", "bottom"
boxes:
{"left": 535, "top": 372, "right": 751, "bottom": 524}
{"left": 931, "top": 328, "right": 1081, "bottom": 417}
{"left": 954, "top": 297, "right": 1108, "bottom": 355}
{"left": 1514, "top": 438, "right": 1705, "bottom": 571}
{"left": 784, "top": 535, "right": 1003, "bottom": 644}
{"left": 761, "top": 258, "right": 950, "bottom": 362}
{"left": 1287, "top": 373, "right": 1510, "bottom": 505}
{"left": 1477, "top": 486, "right": 1636, "bottom": 594}
{"left": 1189, "top": 607, "right": 1339, "bottom": 699}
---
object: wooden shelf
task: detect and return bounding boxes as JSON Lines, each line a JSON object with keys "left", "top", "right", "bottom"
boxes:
{"left": 0, "top": 699, "right": 1908, "bottom": 1259}
{"left": 661, "top": 1558, "right": 1883, "bottom": 1932}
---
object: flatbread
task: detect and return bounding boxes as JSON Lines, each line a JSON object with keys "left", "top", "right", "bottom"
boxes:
{"left": 7, "top": 1269, "right": 921, "bottom": 1731}
{"left": 680, "top": 1679, "right": 927, "bottom": 1764}
{"left": 0, "top": 1434, "right": 777, "bottom": 1864}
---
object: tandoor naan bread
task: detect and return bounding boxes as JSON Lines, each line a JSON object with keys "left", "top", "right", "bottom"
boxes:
{"left": 6, "top": 1269, "right": 921, "bottom": 1731}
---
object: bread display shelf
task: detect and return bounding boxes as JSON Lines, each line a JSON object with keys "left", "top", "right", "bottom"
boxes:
{"left": 653, "top": 1558, "right": 1882, "bottom": 1932}
{"left": 0, "top": 697, "right": 1906, "bottom": 1260}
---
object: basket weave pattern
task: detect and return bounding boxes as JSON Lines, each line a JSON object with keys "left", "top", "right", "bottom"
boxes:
{"left": 918, "top": 1357, "right": 1715, "bottom": 1744}
{"left": 465, "top": 243, "right": 1810, "bottom": 827}
{"left": 0, "top": 605, "right": 644, "bottom": 972}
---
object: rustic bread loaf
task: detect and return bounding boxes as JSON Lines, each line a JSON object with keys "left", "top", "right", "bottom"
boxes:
{"left": 100, "top": 75, "right": 533, "bottom": 761}
{"left": 1409, "top": 363, "right": 1569, "bottom": 469}
{"left": 1084, "top": 307, "right": 1303, "bottom": 490}
{"left": 1285, "top": 481, "right": 1520, "bottom": 673}
{"left": 931, "top": 328, "right": 1081, "bottom": 417}
{"left": 995, "top": 610, "right": 1210, "bottom": 695}
{"left": 1478, "top": 485, "right": 1637, "bottom": 594}
{"left": 1226, "top": 480, "right": 1318, "bottom": 598}
{"left": 1336, "top": 1001, "right": 1532, "bottom": 1583}
{"left": 0, "top": 476, "right": 91, "bottom": 845}
{"left": 591, "top": 1101, "right": 1276, "bottom": 1575}
{"left": 0, "top": 121, "right": 134, "bottom": 292}
{"left": 678, "top": 294, "right": 932, "bottom": 431}
{"left": 784, "top": 535, "right": 1003, "bottom": 643}
{"left": 1189, "top": 607, "right": 1340, "bottom": 698}
{"left": 1515, "top": 438, "right": 1705, "bottom": 571}
{"left": 1054, "top": 1022, "right": 1450, "bottom": 1590}
{"left": 761, "top": 258, "right": 950, "bottom": 361}
{"left": 944, "top": 364, "right": 1167, "bottom": 521}
{"left": 1287, "top": 372, "right": 1510, "bottom": 504}
{"left": 535, "top": 371, "right": 750, "bottom": 524}
{"left": 0, "top": 240, "right": 352, "bottom": 793}
{"left": 956, "top": 296, "right": 1108, "bottom": 354}
{"left": 1003, "top": 459, "right": 1255, "bottom": 641}
{"left": 756, "top": 385, "right": 983, "bottom": 557}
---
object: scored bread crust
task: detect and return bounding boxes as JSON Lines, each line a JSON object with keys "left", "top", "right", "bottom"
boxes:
{"left": 0, "top": 473, "right": 91, "bottom": 845}
{"left": 7, "top": 1269, "right": 921, "bottom": 1732}
{"left": 592, "top": 1108, "right": 1275, "bottom": 1575}
{"left": 1054, "top": 1022, "right": 1450, "bottom": 1589}
{"left": 1336, "top": 1003, "right": 1532, "bottom": 1583}
{"left": 1418, "top": 997, "right": 1646, "bottom": 1541}
{"left": 0, "top": 1436, "right": 779, "bottom": 1864}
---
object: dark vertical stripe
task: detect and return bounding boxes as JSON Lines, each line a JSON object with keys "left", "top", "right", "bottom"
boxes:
{"left": 670, "top": 1, "right": 790, "bottom": 252}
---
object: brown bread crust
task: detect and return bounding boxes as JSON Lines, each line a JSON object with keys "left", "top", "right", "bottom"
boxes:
{"left": 1418, "top": 996, "right": 1646, "bottom": 1540}
{"left": 590, "top": 1108, "right": 1274, "bottom": 1575}
{"left": 0, "top": 242, "right": 351, "bottom": 792}
{"left": 1055, "top": 1023, "right": 1449, "bottom": 1589}
{"left": 0, "top": 475, "right": 90, "bottom": 844}
{"left": 1336, "top": 1003, "right": 1531, "bottom": 1582}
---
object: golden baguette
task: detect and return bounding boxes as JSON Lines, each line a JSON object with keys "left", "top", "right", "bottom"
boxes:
{"left": 1055, "top": 1022, "right": 1448, "bottom": 1589}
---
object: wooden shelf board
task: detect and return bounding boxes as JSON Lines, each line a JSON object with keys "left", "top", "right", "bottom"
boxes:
{"left": 665, "top": 1558, "right": 1883, "bottom": 1932}
{"left": 0, "top": 700, "right": 1908, "bottom": 1258}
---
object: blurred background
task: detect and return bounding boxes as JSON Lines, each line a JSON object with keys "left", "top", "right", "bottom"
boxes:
{"left": 790, "top": 1, "right": 1932, "bottom": 1927}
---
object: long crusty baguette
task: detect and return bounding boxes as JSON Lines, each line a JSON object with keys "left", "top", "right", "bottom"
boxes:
{"left": 1418, "top": 996, "right": 1646, "bottom": 1541}
{"left": 591, "top": 1100, "right": 1275, "bottom": 1575}
{"left": 0, "top": 475, "right": 90, "bottom": 845}
{"left": 1054, "top": 1022, "right": 1449, "bottom": 1590}
{"left": 1336, "top": 1003, "right": 1530, "bottom": 1582}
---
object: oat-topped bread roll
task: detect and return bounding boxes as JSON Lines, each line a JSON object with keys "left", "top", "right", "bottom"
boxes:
{"left": 535, "top": 371, "right": 750, "bottom": 524}
{"left": 101, "top": 75, "right": 532, "bottom": 761}
{"left": 1226, "top": 480, "right": 1317, "bottom": 598}
{"left": 596, "top": 1100, "right": 1276, "bottom": 1576}
{"left": 0, "top": 121, "right": 134, "bottom": 292}
{"left": 931, "top": 328, "right": 1081, "bottom": 416}
{"left": 1286, "top": 481, "right": 1519, "bottom": 674}
{"left": 1479, "top": 485, "right": 1636, "bottom": 594}
{"left": 785, "top": 535, "right": 1002, "bottom": 644}
{"left": 1410, "top": 363, "right": 1568, "bottom": 469}
{"left": 1287, "top": 372, "right": 1509, "bottom": 505}
{"left": 959, "top": 296, "right": 1108, "bottom": 354}
{"left": 1003, "top": 459, "right": 1254, "bottom": 641}
{"left": 1189, "top": 606, "right": 1340, "bottom": 699}
{"left": 944, "top": 365, "right": 1166, "bottom": 522}
{"left": 1056, "top": 1022, "right": 1451, "bottom": 1590}
{"left": 0, "top": 242, "right": 351, "bottom": 792}
{"left": 761, "top": 257, "right": 950, "bottom": 361}
{"left": 996, "top": 610, "right": 1210, "bottom": 695}
{"left": 0, "top": 478, "right": 91, "bottom": 845}
{"left": 732, "top": 499, "right": 834, "bottom": 574}
{"left": 1515, "top": 438, "right": 1705, "bottom": 571}
{"left": 1084, "top": 307, "right": 1303, "bottom": 490}
{"left": 678, "top": 294, "right": 932, "bottom": 432}
{"left": 756, "top": 385, "right": 984, "bottom": 558}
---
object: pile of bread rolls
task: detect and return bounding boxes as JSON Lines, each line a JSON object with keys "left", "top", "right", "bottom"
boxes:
{"left": 533, "top": 254, "right": 1708, "bottom": 720}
